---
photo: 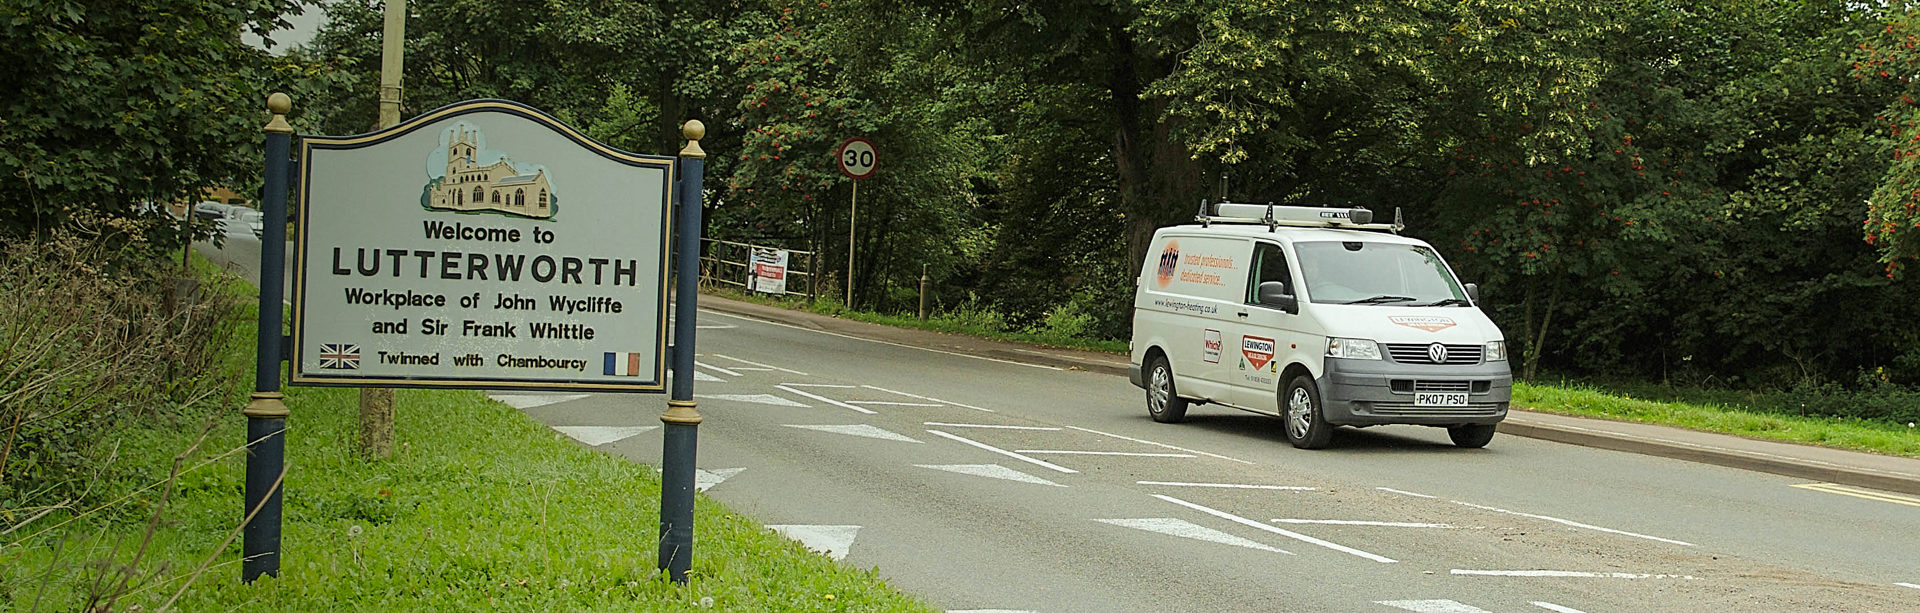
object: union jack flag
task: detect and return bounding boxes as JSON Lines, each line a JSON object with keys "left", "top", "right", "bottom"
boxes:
{"left": 319, "top": 343, "right": 360, "bottom": 370}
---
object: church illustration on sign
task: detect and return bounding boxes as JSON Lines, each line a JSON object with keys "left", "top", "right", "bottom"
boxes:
{"left": 423, "top": 124, "right": 557, "bottom": 219}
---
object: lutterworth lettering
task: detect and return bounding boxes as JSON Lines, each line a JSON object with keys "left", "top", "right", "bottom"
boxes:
{"left": 330, "top": 247, "right": 642, "bottom": 286}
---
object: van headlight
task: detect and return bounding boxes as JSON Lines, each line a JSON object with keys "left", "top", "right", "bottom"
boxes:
{"left": 1485, "top": 341, "right": 1507, "bottom": 362}
{"left": 1326, "top": 338, "right": 1381, "bottom": 360}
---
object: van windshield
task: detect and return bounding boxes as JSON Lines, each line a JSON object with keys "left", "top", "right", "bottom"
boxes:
{"left": 1295, "top": 241, "right": 1467, "bottom": 306}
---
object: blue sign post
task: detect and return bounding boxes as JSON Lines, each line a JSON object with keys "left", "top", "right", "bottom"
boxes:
{"left": 658, "top": 120, "right": 706, "bottom": 583}
{"left": 242, "top": 93, "right": 294, "bottom": 583}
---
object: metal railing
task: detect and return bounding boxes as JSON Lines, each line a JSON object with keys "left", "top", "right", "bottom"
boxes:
{"left": 700, "top": 238, "right": 818, "bottom": 300}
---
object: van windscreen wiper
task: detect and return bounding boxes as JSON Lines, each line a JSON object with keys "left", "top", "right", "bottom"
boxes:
{"left": 1422, "top": 298, "right": 1470, "bottom": 307}
{"left": 1345, "top": 295, "right": 1416, "bottom": 305}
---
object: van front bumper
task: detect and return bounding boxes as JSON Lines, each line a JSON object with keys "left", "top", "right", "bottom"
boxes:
{"left": 1128, "top": 363, "right": 1144, "bottom": 389}
{"left": 1316, "top": 358, "right": 1511, "bottom": 426}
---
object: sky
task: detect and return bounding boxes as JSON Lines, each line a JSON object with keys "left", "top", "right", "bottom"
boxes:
{"left": 243, "top": 2, "right": 328, "bottom": 54}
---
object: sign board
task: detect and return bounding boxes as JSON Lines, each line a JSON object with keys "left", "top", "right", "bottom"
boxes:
{"left": 751, "top": 247, "right": 789, "bottom": 295}
{"left": 291, "top": 100, "right": 675, "bottom": 392}
{"left": 836, "top": 137, "right": 876, "bottom": 180}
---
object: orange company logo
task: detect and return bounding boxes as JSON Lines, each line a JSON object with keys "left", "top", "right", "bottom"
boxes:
{"left": 1155, "top": 240, "right": 1180, "bottom": 288}
{"left": 1390, "top": 316, "right": 1458, "bottom": 333}
{"left": 1242, "top": 335, "right": 1275, "bottom": 370}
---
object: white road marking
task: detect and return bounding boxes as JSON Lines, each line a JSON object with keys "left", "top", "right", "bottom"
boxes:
{"left": 1377, "top": 600, "right": 1494, "bottom": 613}
{"left": 1532, "top": 602, "right": 1590, "bottom": 613}
{"left": 927, "top": 430, "right": 1079, "bottom": 474}
{"left": 1274, "top": 519, "right": 1452, "bottom": 528}
{"left": 1450, "top": 569, "right": 1697, "bottom": 579}
{"left": 693, "top": 370, "right": 722, "bottom": 382}
{"left": 782, "top": 383, "right": 858, "bottom": 388}
{"left": 1015, "top": 450, "right": 1195, "bottom": 458}
{"left": 766, "top": 524, "right": 859, "bottom": 561}
{"left": 730, "top": 366, "right": 775, "bottom": 372}
{"left": 849, "top": 401, "right": 944, "bottom": 407}
{"left": 925, "top": 422, "right": 1060, "bottom": 431}
{"left": 710, "top": 353, "right": 809, "bottom": 375}
{"left": 552, "top": 425, "right": 656, "bottom": 446}
{"left": 1153, "top": 494, "right": 1396, "bottom": 563}
{"left": 1138, "top": 481, "right": 1314, "bottom": 491}
{"left": 1793, "top": 482, "right": 1920, "bottom": 508}
{"left": 489, "top": 394, "right": 591, "bottom": 409}
{"left": 694, "top": 361, "right": 743, "bottom": 377}
{"left": 785, "top": 424, "right": 923, "bottom": 443}
{"left": 1376, "top": 487, "right": 1438, "bottom": 499}
{"left": 695, "top": 467, "right": 746, "bottom": 492}
{"left": 699, "top": 309, "right": 1062, "bottom": 370}
{"left": 1896, "top": 582, "right": 1920, "bottom": 590}
{"left": 916, "top": 464, "right": 1065, "bottom": 487}
{"left": 698, "top": 393, "right": 811, "bottom": 408}
{"left": 1095, "top": 518, "right": 1293, "bottom": 554}
{"left": 1062, "top": 425, "right": 1252, "bottom": 465}
{"left": 863, "top": 385, "right": 995, "bottom": 412}
{"left": 777, "top": 385, "right": 878, "bottom": 414}
{"left": 1450, "top": 500, "right": 1694, "bottom": 547}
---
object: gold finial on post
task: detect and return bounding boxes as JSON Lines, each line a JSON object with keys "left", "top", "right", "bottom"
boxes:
{"left": 679, "top": 120, "right": 706, "bottom": 159}
{"left": 265, "top": 93, "right": 293, "bottom": 135}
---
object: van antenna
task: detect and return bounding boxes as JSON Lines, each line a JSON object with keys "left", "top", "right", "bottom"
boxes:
{"left": 1264, "top": 202, "right": 1277, "bottom": 233}
{"left": 1197, "top": 199, "right": 1211, "bottom": 227}
{"left": 1219, "top": 174, "right": 1229, "bottom": 201}
{"left": 1394, "top": 207, "right": 1405, "bottom": 233}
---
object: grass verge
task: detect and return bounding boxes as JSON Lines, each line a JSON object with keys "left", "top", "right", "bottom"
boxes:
{"left": 4, "top": 259, "right": 934, "bottom": 612}
{"left": 705, "top": 287, "right": 1920, "bottom": 459}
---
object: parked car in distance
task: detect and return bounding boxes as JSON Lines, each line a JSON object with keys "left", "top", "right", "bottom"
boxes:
{"left": 242, "top": 210, "right": 265, "bottom": 239}
{"left": 192, "top": 202, "right": 230, "bottom": 220}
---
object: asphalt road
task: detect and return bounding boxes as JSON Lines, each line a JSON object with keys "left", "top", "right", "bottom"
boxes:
{"left": 202, "top": 232, "right": 1920, "bottom": 612}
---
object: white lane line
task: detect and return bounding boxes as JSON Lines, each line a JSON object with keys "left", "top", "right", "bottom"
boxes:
{"left": 784, "top": 424, "right": 922, "bottom": 443}
{"left": 926, "top": 422, "right": 1061, "bottom": 431}
{"left": 694, "top": 361, "right": 743, "bottom": 377}
{"left": 710, "top": 353, "right": 809, "bottom": 375}
{"left": 1450, "top": 569, "right": 1697, "bottom": 579}
{"left": 730, "top": 366, "right": 775, "bottom": 372}
{"left": 1139, "top": 481, "right": 1314, "bottom": 491}
{"left": 691, "top": 370, "right": 723, "bottom": 382}
{"left": 1377, "top": 601, "right": 1493, "bottom": 613}
{"left": 1062, "top": 425, "right": 1253, "bottom": 465}
{"left": 776, "top": 385, "right": 877, "bottom": 415}
{"left": 1015, "top": 450, "right": 1195, "bottom": 458}
{"left": 927, "top": 430, "right": 1078, "bottom": 474}
{"left": 1376, "top": 487, "right": 1438, "bottom": 499}
{"left": 552, "top": 425, "right": 656, "bottom": 446}
{"left": 1095, "top": 518, "right": 1293, "bottom": 554}
{"left": 916, "top": 464, "right": 1065, "bottom": 487}
{"left": 699, "top": 309, "right": 1062, "bottom": 371}
{"left": 697, "top": 393, "right": 811, "bottom": 408}
{"left": 848, "top": 401, "right": 945, "bottom": 407}
{"left": 1152, "top": 494, "right": 1395, "bottom": 563}
{"left": 863, "top": 385, "right": 995, "bottom": 412}
{"left": 1274, "top": 519, "right": 1452, "bottom": 528}
{"left": 695, "top": 467, "right": 745, "bottom": 492}
{"left": 1896, "top": 582, "right": 1920, "bottom": 590}
{"left": 1793, "top": 482, "right": 1920, "bottom": 508}
{"left": 1450, "top": 500, "right": 1694, "bottom": 547}
{"left": 782, "top": 383, "right": 858, "bottom": 388}
{"left": 1532, "top": 602, "right": 1590, "bottom": 613}
{"left": 766, "top": 525, "right": 859, "bottom": 561}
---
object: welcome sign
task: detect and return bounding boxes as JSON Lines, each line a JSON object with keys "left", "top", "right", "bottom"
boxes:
{"left": 291, "top": 100, "right": 675, "bottom": 392}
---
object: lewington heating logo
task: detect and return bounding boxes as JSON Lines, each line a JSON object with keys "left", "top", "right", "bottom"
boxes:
{"left": 1155, "top": 240, "right": 1180, "bottom": 288}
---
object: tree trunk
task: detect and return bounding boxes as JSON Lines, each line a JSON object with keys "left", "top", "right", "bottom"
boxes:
{"left": 1109, "top": 28, "right": 1202, "bottom": 327}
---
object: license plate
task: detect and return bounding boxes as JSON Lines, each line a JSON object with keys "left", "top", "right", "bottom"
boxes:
{"left": 1414, "top": 392, "right": 1469, "bottom": 407}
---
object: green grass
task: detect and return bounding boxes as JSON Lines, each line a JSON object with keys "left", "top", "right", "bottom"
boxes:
{"left": 709, "top": 287, "right": 1129, "bottom": 354}
{"left": 1515, "top": 382, "right": 1920, "bottom": 458}
{"left": 706, "top": 287, "right": 1920, "bottom": 459}
{"left": 4, "top": 262, "right": 935, "bottom": 611}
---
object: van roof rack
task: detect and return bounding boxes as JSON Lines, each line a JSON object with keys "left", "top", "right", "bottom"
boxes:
{"left": 1194, "top": 200, "right": 1403, "bottom": 234}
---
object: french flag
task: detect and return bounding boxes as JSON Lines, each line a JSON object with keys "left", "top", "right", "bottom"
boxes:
{"left": 602, "top": 352, "right": 642, "bottom": 376}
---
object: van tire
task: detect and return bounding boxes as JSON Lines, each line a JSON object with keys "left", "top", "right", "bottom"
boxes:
{"left": 1282, "top": 375, "right": 1334, "bottom": 449}
{"left": 1145, "top": 355, "right": 1189, "bottom": 423}
{"left": 1448, "top": 424, "right": 1496, "bottom": 448}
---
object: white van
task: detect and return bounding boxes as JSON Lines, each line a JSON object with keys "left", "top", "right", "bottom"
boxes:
{"left": 1128, "top": 202, "right": 1511, "bottom": 449}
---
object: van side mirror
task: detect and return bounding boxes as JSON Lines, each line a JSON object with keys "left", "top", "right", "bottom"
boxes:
{"left": 1464, "top": 283, "right": 1480, "bottom": 304}
{"left": 1257, "top": 281, "right": 1299, "bottom": 314}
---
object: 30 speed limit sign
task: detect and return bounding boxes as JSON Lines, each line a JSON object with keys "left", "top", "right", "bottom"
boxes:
{"left": 836, "top": 137, "right": 876, "bottom": 180}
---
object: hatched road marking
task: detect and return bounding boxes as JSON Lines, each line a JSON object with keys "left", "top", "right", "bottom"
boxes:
{"left": 490, "top": 394, "right": 590, "bottom": 409}
{"left": 777, "top": 384, "right": 878, "bottom": 414}
{"left": 1376, "top": 600, "right": 1493, "bottom": 612}
{"left": 926, "top": 422, "right": 1061, "bottom": 431}
{"left": 697, "top": 393, "right": 810, "bottom": 408}
{"left": 916, "top": 464, "right": 1065, "bottom": 487}
{"left": 1062, "top": 425, "right": 1251, "bottom": 464}
{"left": 693, "top": 361, "right": 743, "bottom": 377}
{"left": 767, "top": 524, "right": 859, "bottom": 561}
{"left": 784, "top": 424, "right": 923, "bottom": 443}
{"left": 927, "top": 430, "right": 1078, "bottom": 474}
{"left": 1139, "top": 481, "right": 1314, "bottom": 491}
{"left": 1016, "top": 450, "right": 1196, "bottom": 458}
{"left": 1274, "top": 519, "right": 1453, "bottom": 528}
{"left": 1153, "top": 494, "right": 1396, "bottom": 563}
{"left": 1095, "top": 518, "right": 1293, "bottom": 554}
{"left": 1532, "top": 602, "right": 1591, "bottom": 613}
{"left": 1792, "top": 482, "right": 1920, "bottom": 508}
{"left": 1450, "top": 569, "right": 1698, "bottom": 579}
{"left": 552, "top": 425, "right": 655, "bottom": 446}
{"left": 711, "top": 353, "right": 809, "bottom": 376}
{"left": 864, "top": 385, "right": 995, "bottom": 412}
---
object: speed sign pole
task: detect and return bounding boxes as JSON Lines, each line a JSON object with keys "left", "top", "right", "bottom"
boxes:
{"left": 836, "top": 137, "right": 876, "bottom": 307}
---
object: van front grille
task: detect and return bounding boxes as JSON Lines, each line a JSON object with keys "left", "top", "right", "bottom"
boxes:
{"left": 1385, "top": 343, "right": 1483, "bottom": 365}
{"left": 1365, "top": 403, "right": 1503, "bottom": 418}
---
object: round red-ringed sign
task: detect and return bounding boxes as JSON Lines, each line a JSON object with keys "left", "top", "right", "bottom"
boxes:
{"left": 836, "top": 137, "right": 876, "bottom": 180}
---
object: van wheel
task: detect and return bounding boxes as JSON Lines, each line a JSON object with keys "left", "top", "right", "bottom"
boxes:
{"left": 1448, "top": 424, "right": 1497, "bottom": 448}
{"left": 1283, "top": 375, "right": 1334, "bottom": 449}
{"left": 1146, "top": 355, "right": 1189, "bottom": 423}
